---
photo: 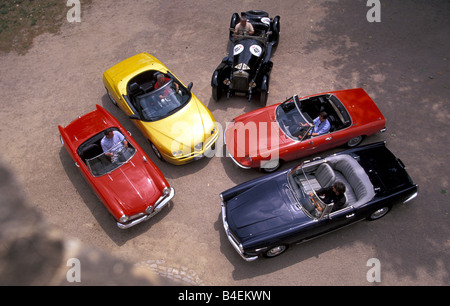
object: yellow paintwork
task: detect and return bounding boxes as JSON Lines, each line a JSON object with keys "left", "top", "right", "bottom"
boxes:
{"left": 103, "top": 52, "right": 218, "bottom": 165}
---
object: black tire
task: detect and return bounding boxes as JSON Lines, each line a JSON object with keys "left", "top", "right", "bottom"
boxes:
{"left": 260, "top": 159, "right": 281, "bottom": 173}
{"left": 212, "top": 84, "right": 222, "bottom": 101}
{"left": 259, "top": 89, "right": 268, "bottom": 106}
{"left": 106, "top": 88, "right": 118, "bottom": 107}
{"left": 367, "top": 206, "right": 391, "bottom": 221}
{"left": 229, "top": 13, "right": 239, "bottom": 40}
{"left": 149, "top": 141, "right": 164, "bottom": 161}
{"left": 346, "top": 135, "right": 364, "bottom": 147}
{"left": 245, "top": 10, "right": 269, "bottom": 18}
{"left": 271, "top": 16, "right": 281, "bottom": 46}
{"left": 263, "top": 244, "right": 288, "bottom": 258}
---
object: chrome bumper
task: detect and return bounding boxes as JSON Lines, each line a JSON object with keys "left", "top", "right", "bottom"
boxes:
{"left": 221, "top": 201, "right": 258, "bottom": 262}
{"left": 403, "top": 189, "right": 418, "bottom": 204}
{"left": 223, "top": 123, "right": 251, "bottom": 170}
{"left": 117, "top": 187, "right": 175, "bottom": 229}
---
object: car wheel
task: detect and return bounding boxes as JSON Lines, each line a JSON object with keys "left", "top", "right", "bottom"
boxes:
{"left": 229, "top": 13, "right": 239, "bottom": 40}
{"left": 260, "top": 159, "right": 281, "bottom": 173}
{"left": 212, "top": 84, "right": 222, "bottom": 101}
{"left": 263, "top": 244, "right": 288, "bottom": 258}
{"left": 271, "top": 16, "right": 281, "bottom": 46}
{"left": 259, "top": 90, "right": 268, "bottom": 106}
{"left": 346, "top": 135, "right": 363, "bottom": 147}
{"left": 245, "top": 10, "right": 269, "bottom": 18}
{"left": 367, "top": 206, "right": 391, "bottom": 221}
{"left": 106, "top": 88, "right": 118, "bottom": 107}
{"left": 149, "top": 141, "right": 164, "bottom": 161}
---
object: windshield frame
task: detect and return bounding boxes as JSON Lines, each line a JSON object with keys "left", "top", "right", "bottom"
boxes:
{"left": 135, "top": 77, "right": 191, "bottom": 122}
{"left": 287, "top": 162, "right": 333, "bottom": 220}
{"left": 275, "top": 95, "right": 314, "bottom": 141}
{"left": 85, "top": 138, "right": 136, "bottom": 177}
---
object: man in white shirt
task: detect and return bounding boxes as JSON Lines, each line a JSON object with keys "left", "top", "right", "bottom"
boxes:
{"left": 234, "top": 17, "right": 254, "bottom": 36}
{"left": 101, "top": 128, "right": 129, "bottom": 162}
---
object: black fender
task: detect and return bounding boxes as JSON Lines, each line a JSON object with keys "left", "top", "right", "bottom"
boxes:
{"left": 271, "top": 16, "right": 281, "bottom": 45}
{"left": 211, "top": 70, "right": 221, "bottom": 87}
{"left": 211, "top": 62, "right": 229, "bottom": 87}
{"left": 229, "top": 13, "right": 239, "bottom": 40}
{"left": 261, "top": 73, "right": 270, "bottom": 92}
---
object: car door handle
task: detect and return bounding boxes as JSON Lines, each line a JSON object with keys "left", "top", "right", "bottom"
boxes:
{"left": 346, "top": 213, "right": 355, "bottom": 218}
{"left": 325, "top": 137, "right": 332, "bottom": 141}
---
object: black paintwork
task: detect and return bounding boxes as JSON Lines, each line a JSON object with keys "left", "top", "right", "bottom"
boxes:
{"left": 211, "top": 10, "right": 280, "bottom": 106}
{"left": 220, "top": 142, "right": 418, "bottom": 260}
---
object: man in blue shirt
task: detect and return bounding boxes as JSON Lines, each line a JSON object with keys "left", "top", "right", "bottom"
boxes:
{"left": 311, "top": 112, "right": 331, "bottom": 136}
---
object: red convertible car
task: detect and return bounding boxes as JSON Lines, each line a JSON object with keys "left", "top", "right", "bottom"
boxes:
{"left": 225, "top": 88, "right": 386, "bottom": 172}
{"left": 58, "top": 105, "right": 174, "bottom": 229}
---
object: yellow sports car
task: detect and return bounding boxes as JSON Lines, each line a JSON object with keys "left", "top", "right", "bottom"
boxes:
{"left": 103, "top": 52, "right": 219, "bottom": 165}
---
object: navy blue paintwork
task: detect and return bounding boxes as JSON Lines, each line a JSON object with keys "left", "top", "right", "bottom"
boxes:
{"left": 220, "top": 142, "right": 418, "bottom": 261}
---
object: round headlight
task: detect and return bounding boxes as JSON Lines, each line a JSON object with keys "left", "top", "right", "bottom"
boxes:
{"left": 162, "top": 187, "right": 171, "bottom": 196}
{"left": 195, "top": 142, "right": 203, "bottom": 150}
{"left": 146, "top": 205, "right": 154, "bottom": 214}
{"left": 119, "top": 215, "right": 129, "bottom": 223}
{"left": 172, "top": 150, "right": 183, "bottom": 157}
{"left": 239, "top": 155, "right": 253, "bottom": 167}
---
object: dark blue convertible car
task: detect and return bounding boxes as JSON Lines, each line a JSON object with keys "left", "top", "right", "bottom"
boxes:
{"left": 220, "top": 142, "right": 418, "bottom": 261}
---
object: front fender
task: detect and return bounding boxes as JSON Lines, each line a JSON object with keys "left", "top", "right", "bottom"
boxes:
{"left": 211, "top": 70, "right": 221, "bottom": 87}
{"left": 261, "top": 73, "right": 270, "bottom": 91}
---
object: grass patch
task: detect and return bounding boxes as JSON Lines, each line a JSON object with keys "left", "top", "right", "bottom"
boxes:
{"left": 0, "top": 0, "right": 90, "bottom": 55}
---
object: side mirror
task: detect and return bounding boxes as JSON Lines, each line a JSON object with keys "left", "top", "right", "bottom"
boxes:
{"left": 129, "top": 114, "right": 140, "bottom": 120}
{"left": 187, "top": 82, "right": 193, "bottom": 92}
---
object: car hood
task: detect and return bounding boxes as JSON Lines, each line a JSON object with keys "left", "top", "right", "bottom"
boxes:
{"left": 232, "top": 38, "right": 265, "bottom": 71}
{"left": 96, "top": 159, "right": 160, "bottom": 217}
{"left": 226, "top": 173, "right": 297, "bottom": 241}
{"left": 141, "top": 95, "right": 217, "bottom": 151}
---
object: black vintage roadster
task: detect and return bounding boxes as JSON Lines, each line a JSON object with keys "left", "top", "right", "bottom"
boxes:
{"left": 220, "top": 142, "right": 418, "bottom": 261}
{"left": 211, "top": 10, "right": 280, "bottom": 106}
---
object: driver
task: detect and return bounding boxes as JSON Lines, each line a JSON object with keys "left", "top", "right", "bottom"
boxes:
{"left": 234, "top": 17, "right": 254, "bottom": 36}
{"left": 101, "top": 128, "right": 129, "bottom": 163}
{"left": 155, "top": 73, "right": 179, "bottom": 100}
{"left": 309, "top": 182, "right": 346, "bottom": 213}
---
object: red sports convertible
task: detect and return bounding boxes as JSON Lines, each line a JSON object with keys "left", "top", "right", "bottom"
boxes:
{"left": 225, "top": 88, "right": 386, "bottom": 172}
{"left": 58, "top": 105, "right": 174, "bottom": 229}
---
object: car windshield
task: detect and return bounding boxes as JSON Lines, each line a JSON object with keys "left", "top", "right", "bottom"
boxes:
{"left": 287, "top": 163, "right": 331, "bottom": 220}
{"left": 84, "top": 137, "right": 136, "bottom": 177}
{"left": 275, "top": 96, "right": 313, "bottom": 140}
{"left": 135, "top": 78, "right": 190, "bottom": 121}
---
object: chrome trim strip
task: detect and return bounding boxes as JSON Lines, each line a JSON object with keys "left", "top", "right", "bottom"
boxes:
{"left": 221, "top": 201, "right": 258, "bottom": 262}
{"left": 403, "top": 190, "right": 418, "bottom": 203}
{"left": 223, "top": 123, "right": 251, "bottom": 170}
{"left": 117, "top": 187, "right": 175, "bottom": 229}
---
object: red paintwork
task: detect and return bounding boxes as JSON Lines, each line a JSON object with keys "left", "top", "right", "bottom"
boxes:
{"left": 225, "top": 88, "right": 386, "bottom": 168}
{"left": 58, "top": 105, "right": 170, "bottom": 222}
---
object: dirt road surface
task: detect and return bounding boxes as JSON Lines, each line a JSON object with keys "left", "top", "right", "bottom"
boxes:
{"left": 0, "top": 0, "right": 448, "bottom": 285}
